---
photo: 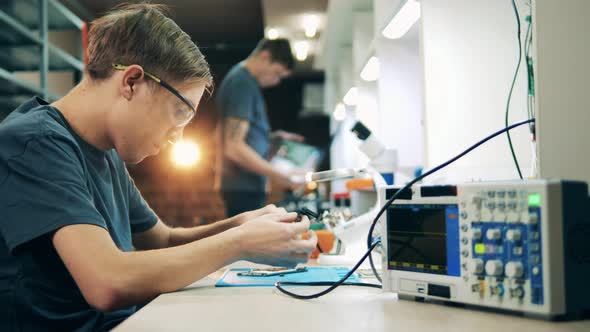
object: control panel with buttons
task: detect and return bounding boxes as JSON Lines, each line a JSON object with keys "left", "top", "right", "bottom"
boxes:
{"left": 381, "top": 180, "right": 590, "bottom": 319}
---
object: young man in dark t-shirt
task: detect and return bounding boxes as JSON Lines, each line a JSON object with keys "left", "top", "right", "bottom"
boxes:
{"left": 0, "top": 4, "right": 316, "bottom": 331}
{"left": 217, "top": 39, "right": 305, "bottom": 217}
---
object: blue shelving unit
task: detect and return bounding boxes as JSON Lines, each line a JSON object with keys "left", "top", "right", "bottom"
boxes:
{"left": 0, "top": 0, "right": 86, "bottom": 119}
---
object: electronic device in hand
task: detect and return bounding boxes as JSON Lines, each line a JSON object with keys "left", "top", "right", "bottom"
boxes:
{"left": 237, "top": 266, "right": 308, "bottom": 277}
{"left": 269, "top": 140, "right": 321, "bottom": 171}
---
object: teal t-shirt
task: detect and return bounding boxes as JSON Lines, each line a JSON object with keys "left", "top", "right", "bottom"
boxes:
{"left": 217, "top": 64, "right": 271, "bottom": 192}
{"left": 0, "top": 97, "right": 158, "bottom": 331}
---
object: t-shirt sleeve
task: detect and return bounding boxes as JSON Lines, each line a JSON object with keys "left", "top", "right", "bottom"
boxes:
{"left": 124, "top": 166, "right": 158, "bottom": 233}
{"left": 218, "top": 79, "right": 255, "bottom": 121}
{"left": 0, "top": 135, "right": 106, "bottom": 253}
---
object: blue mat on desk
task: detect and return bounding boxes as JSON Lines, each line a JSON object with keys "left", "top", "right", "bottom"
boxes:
{"left": 215, "top": 266, "right": 359, "bottom": 287}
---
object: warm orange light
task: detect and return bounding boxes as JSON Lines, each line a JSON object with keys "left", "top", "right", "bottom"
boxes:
{"left": 172, "top": 140, "right": 200, "bottom": 168}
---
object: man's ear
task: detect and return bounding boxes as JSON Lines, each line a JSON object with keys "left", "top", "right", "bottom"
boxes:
{"left": 258, "top": 50, "right": 273, "bottom": 63}
{"left": 119, "top": 65, "right": 145, "bottom": 101}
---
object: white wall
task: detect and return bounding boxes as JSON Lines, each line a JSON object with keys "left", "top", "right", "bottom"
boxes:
{"left": 327, "top": 0, "right": 425, "bottom": 189}
{"left": 330, "top": 113, "right": 368, "bottom": 192}
{"left": 534, "top": 0, "right": 590, "bottom": 185}
{"left": 376, "top": 21, "right": 424, "bottom": 170}
{"left": 356, "top": 82, "right": 380, "bottom": 135}
{"left": 324, "top": 0, "right": 590, "bottom": 188}
{"left": 329, "top": 46, "right": 368, "bottom": 193}
{"left": 328, "top": 8, "right": 384, "bottom": 193}
{"left": 421, "top": 0, "right": 533, "bottom": 183}
{"left": 352, "top": 11, "right": 374, "bottom": 75}
{"left": 374, "top": 0, "right": 401, "bottom": 34}
{"left": 352, "top": 10, "right": 380, "bottom": 143}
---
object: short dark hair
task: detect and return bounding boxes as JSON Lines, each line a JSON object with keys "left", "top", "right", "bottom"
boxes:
{"left": 251, "top": 38, "right": 295, "bottom": 70}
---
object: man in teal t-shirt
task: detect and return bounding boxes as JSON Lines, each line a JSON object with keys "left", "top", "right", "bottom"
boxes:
{"left": 217, "top": 38, "right": 305, "bottom": 217}
{"left": 0, "top": 97, "right": 157, "bottom": 330}
{"left": 0, "top": 4, "right": 316, "bottom": 331}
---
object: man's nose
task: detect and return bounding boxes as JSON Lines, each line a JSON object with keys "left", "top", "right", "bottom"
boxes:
{"left": 167, "top": 127, "right": 184, "bottom": 145}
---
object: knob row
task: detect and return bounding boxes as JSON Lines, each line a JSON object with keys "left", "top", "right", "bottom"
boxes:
{"left": 468, "top": 259, "right": 523, "bottom": 278}
{"left": 469, "top": 228, "right": 522, "bottom": 242}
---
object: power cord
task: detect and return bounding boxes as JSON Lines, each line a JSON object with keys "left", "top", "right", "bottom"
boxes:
{"left": 276, "top": 118, "right": 536, "bottom": 300}
{"left": 505, "top": 0, "right": 525, "bottom": 179}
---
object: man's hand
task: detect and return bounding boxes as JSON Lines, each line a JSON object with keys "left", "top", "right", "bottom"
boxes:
{"left": 223, "top": 117, "right": 301, "bottom": 188}
{"left": 231, "top": 204, "right": 287, "bottom": 227}
{"left": 269, "top": 172, "right": 301, "bottom": 191}
{"left": 271, "top": 130, "right": 304, "bottom": 142}
{"left": 235, "top": 212, "right": 317, "bottom": 268}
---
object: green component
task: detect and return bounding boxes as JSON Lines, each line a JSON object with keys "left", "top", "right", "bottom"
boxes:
{"left": 527, "top": 58, "right": 535, "bottom": 96}
{"left": 475, "top": 243, "right": 486, "bottom": 255}
{"left": 529, "top": 193, "right": 542, "bottom": 207}
{"left": 310, "top": 223, "right": 326, "bottom": 230}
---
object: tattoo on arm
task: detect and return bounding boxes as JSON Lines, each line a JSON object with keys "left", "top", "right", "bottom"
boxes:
{"left": 224, "top": 117, "right": 248, "bottom": 142}
{"left": 228, "top": 120, "right": 241, "bottom": 138}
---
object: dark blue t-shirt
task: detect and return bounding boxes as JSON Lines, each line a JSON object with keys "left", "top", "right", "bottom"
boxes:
{"left": 216, "top": 64, "right": 270, "bottom": 192}
{"left": 0, "top": 97, "right": 158, "bottom": 331}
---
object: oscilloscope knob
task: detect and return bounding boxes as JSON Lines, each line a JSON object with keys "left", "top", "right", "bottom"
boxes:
{"left": 468, "top": 259, "right": 484, "bottom": 274}
{"left": 485, "top": 260, "right": 504, "bottom": 276}
{"left": 505, "top": 262, "right": 524, "bottom": 278}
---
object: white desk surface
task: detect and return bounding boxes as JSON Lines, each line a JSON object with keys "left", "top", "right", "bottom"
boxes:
{"left": 114, "top": 262, "right": 590, "bottom": 332}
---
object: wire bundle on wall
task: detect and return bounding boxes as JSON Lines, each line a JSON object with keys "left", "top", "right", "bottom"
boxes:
{"left": 506, "top": 0, "right": 536, "bottom": 179}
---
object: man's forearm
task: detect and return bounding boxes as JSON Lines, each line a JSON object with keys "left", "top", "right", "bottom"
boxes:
{"left": 226, "top": 141, "right": 281, "bottom": 179}
{"left": 108, "top": 227, "right": 243, "bottom": 310}
{"left": 167, "top": 217, "right": 238, "bottom": 247}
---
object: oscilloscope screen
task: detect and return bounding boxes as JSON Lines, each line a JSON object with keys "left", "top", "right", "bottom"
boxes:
{"left": 387, "top": 205, "right": 449, "bottom": 275}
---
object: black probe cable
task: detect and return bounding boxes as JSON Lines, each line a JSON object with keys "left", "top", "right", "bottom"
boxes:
{"left": 276, "top": 118, "right": 535, "bottom": 300}
{"left": 275, "top": 241, "right": 382, "bottom": 300}
{"left": 505, "top": 0, "right": 525, "bottom": 179}
{"left": 297, "top": 208, "right": 324, "bottom": 253}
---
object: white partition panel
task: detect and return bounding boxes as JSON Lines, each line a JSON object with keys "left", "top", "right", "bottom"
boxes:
{"left": 534, "top": 0, "right": 590, "bottom": 184}
{"left": 421, "top": 0, "right": 533, "bottom": 183}
{"left": 376, "top": 22, "right": 424, "bottom": 171}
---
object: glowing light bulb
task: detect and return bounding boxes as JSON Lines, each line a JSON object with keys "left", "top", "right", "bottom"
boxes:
{"left": 172, "top": 140, "right": 200, "bottom": 168}
{"left": 303, "top": 15, "right": 320, "bottom": 38}
{"left": 267, "top": 28, "right": 279, "bottom": 40}
{"left": 294, "top": 41, "right": 310, "bottom": 61}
